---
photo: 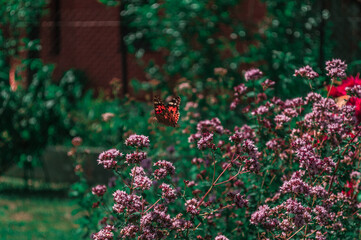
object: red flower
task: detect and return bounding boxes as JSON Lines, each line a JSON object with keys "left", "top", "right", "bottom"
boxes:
{"left": 342, "top": 181, "right": 354, "bottom": 197}
{"left": 328, "top": 74, "right": 361, "bottom": 97}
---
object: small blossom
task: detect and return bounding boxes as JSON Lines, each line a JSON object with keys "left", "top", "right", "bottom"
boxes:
{"left": 215, "top": 235, "right": 229, "bottom": 240}
{"left": 305, "top": 92, "right": 322, "bottom": 103}
{"left": 101, "top": 112, "right": 115, "bottom": 122}
{"left": 185, "top": 198, "right": 200, "bottom": 215}
{"left": 71, "top": 137, "right": 83, "bottom": 147}
{"left": 125, "top": 134, "right": 150, "bottom": 148}
{"left": 171, "top": 216, "right": 193, "bottom": 232}
{"left": 197, "top": 133, "right": 215, "bottom": 150}
{"left": 92, "top": 225, "right": 115, "bottom": 240}
{"left": 325, "top": 59, "right": 347, "bottom": 78}
{"left": 130, "top": 166, "right": 146, "bottom": 177}
{"left": 228, "top": 193, "right": 249, "bottom": 208}
{"left": 250, "top": 205, "right": 277, "bottom": 229}
{"left": 120, "top": 225, "right": 139, "bottom": 239}
{"left": 261, "top": 79, "right": 275, "bottom": 89}
{"left": 214, "top": 67, "right": 228, "bottom": 76}
{"left": 191, "top": 158, "right": 204, "bottom": 165}
{"left": 244, "top": 68, "right": 263, "bottom": 81}
{"left": 97, "top": 149, "right": 122, "bottom": 169}
{"left": 92, "top": 185, "right": 107, "bottom": 197}
{"left": 112, "top": 190, "right": 142, "bottom": 213}
{"left": 266, "top": 138, "right": 283, "bottom": 150}
{"left": 160, "top": 183, "right": 177, "bottom": 203}
{"left": 153, "top": 160, "right": 175, "bottom": 179}
{"left": 350, "top": 171, "right": 360, "bottom": 179}
{"left": 126, "top": 151, "right": 147, "bottom": 164}
{"left": 274, "top": 114, "right": 291, "bottom": 128}
{"left": 134, "top": 175, "right": 152, "bottom": 190}
{"left": 294, "top": 65, "right": 319, "bottom": 79}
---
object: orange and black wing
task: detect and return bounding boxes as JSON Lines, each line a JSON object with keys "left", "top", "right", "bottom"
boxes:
{"left": 153, "top": 96, "right": 181, "bottom": 127}
{"left": 166, "top": 96, "right": 181, "bottom": 127}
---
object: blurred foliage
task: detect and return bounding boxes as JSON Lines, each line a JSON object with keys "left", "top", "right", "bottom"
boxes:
{"left": 0, "top": 66, "right": 84, "bottom": 173}
{"left": 0, "top": 1, "right": 86, "bottom": 174}
{"left": 118, "top": 0, "right": 247, "bottom": 94}
{"left": 101, "top": 0, "right": 361, "bottom": 99}
{"left": 246, "top": 0, "right": 361, "bottom": 97}
{"left": 0, "top": 0, "right": 48, "bottom": 57}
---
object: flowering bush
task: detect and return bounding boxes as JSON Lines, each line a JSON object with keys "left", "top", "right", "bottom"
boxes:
{"left": 72, "top": 60, "right": 361, "bottom": 239}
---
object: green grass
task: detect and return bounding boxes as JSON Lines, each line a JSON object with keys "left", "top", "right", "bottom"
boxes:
{"left": 0, "top": 195, "right": 79, "bottom": 240}
{"left": 0, "top": 177, "right": 79, "bottom": 240}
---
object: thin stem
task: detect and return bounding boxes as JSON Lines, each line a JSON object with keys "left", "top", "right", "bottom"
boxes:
{"left": 307, "top": 78, "right": 313, "bottom": 91}
{"left": 144, "top": 198, "right": 161, "bottom": 213}
{"left": 287, "top": 225, "right": 305, "bottom": 240}
{"left": 197, "top": 154, "right": 240, "bottom": 207}
{"left": 214, "top": 166, "right": 244, "bottom": 186}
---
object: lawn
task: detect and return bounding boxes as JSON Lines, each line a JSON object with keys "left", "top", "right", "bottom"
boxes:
{"left": 0, "top": 177, "right": 79, "bottom": 240}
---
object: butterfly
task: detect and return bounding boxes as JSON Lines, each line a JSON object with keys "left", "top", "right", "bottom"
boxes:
{"left": 153, "top": 95, "right": 181, "bottom": 127}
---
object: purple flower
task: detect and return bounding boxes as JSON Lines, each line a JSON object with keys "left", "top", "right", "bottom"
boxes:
{"left": 125, "top": 134, "right": 150, "bottom": 148}
{"left": 325, "top": 59, "right": 347, "bottom": 78}
{"left": 266, "top": 138, "right": 283, "bottom": 150}
{"left": 244, "top": 68, "right": 263, "bottom": 81}
{"left": 294, "top": 65, "right": 319, "bottom": 79}
{"left": 120, "top": 224, "right": 139, "bottom": 239}
{"left": 92, "top": 185, "right": 107, "bottom": 197}
{"left": 282, "top": 198, "right": 311, "bottom": 227}
{"left": 171, "top": 216, "right": 193, "bottom": 232}
{"left": 280, "top": 177, "right": 311, "bottom": 195}
{"left": 305, "top": 92, "right": 322, "bottom": 103}
{"left": 346, "top": 84, "right": 361, "bottom": 98}
{"left": 92, "top": 225, "right": 115, "bottom": 240}
{"left": 112, "top": 190, "right": 142, "bottom": 214}
{"left": 126, "top": 151, "right": 147, "bottom": 164}
{"left": 97, "top": 149, "right": 122, "bottom": 169}
{"left": 274, "top": 114, "right": 291, "bottom": 128}
{"left": 313, "top": 205, "right": 331, "bottom": 226}
{"left": 185, "top": 198, "right": 200, "bottom": 215}
{"left": 261, "top": 79, "right": 275, "bottom": 89}
{"left": 196, "top": 118, "right": 225, "bottom": 134}
{"left": 160, "top": 183, "right": 177, "bottom": 203}
{"left": 197, "top": 133, "right": 215, "bottom": 150}
{"left": 215, "top": 235, "right": 229, "bottom": 240}
{"left": 230, "top": 84, "right": 248, "bottom": 110}
{"left": 140, "top": 204, "right": 172, "bottom": 229}
{"left": 228, "top": 192, "right": 249, "bottom": 208}
{"left": 134, "top": 175, "right": 152, "bottom": 190}
{"left": 250, "top": 205, "right": 278, "bottom": 229}
{"left": 153, "top": 160, "right": 175, "bottom": 180}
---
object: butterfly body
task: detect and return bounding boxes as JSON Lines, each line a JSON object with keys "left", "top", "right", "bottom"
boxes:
{"left": 154, "top": 96, "right": 181, "bottom": 127}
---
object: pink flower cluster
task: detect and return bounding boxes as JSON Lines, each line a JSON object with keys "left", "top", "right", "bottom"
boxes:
{"left": 92, "top": 225, "right": 115, "bottom": 240}
{"left": 244, "top": 68, "right": 263, "bottom": 81}
{"left": 125, "top": 151, "right": 147, "bottom": 164}
{"left": 92, "top": 185, "right": 107, "bottom": 197}
{"left": 230, "top": 84, "right": 247, "bottom": 110}
{"left": 294, "top": 65, "right": 319, "bottom": 79}
{"left": 97, "top": 149, "right": 122, "bottom": 169}
{"left": 153, "top": 160, "right": 175, "bottom": 179}
{"left": 112, "top": 190, "right": 142, "bottom": 214}
{"left": 325, "top": 59, "right": 347, "bottom": 78}
{"left": 160, "top": 183, "right": 177, "bottom": 203}
{"left": 131, "top": 166, "right": 152, "bottom": 190}
{"left": 125, "top": 134, "right": 150, "bottom": 148}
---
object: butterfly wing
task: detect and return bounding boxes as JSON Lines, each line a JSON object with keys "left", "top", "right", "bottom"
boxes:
{"left": 154, "top": 95, "right": 171, "bottom": 127}
{"left": 166, "top": 96, "right": 181, "bottom": 127}
{"left": 153, "top": 96, "right": 181, "bottom": 127}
